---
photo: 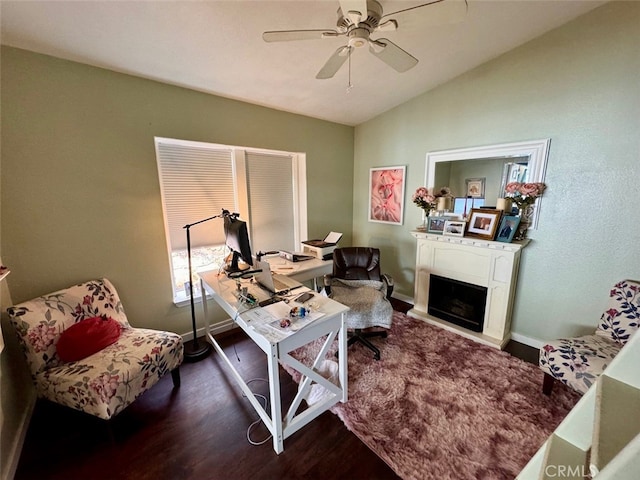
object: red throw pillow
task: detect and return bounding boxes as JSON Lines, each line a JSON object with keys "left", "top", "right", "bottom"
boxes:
{"left": 57, "top": 316, "right": 122, "bottom": 362}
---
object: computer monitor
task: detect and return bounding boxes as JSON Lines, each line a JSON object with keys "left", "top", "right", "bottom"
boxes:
{"left": 223, "top": 214, "right": 253, "bottom": 274}
{"left": 453, "top": 197, "right": 486, "bottom": 216}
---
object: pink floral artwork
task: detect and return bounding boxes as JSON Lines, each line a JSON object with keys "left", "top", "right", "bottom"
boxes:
{"left": 369, "top": 166, "right": 406, "bottom": 225}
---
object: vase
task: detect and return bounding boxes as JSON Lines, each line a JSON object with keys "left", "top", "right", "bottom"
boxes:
{"left": 418, "top": 209, "right": 430, "bottom": 231}
{"left": 514, "top": 205, "right": 533, "bottom": 241}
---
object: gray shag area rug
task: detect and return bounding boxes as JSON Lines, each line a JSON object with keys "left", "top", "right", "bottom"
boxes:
{"left": 283, "top": 311, "right": 581, "bottom": 480}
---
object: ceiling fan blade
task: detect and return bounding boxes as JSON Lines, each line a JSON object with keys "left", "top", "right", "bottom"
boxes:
{"left": 263, "top": 29, "right": 339, "bottom": 43}
{"left": 369, "top": 39, "right": 418, "bottom": 73}
{"left": 338, "top": 0, "right": 368, "bottom": 25}
{"left": 316, "top": 46, "right": 352, "bottom": 79}
{"left": 381, "top": 0, "right": 468, "bottom": 26}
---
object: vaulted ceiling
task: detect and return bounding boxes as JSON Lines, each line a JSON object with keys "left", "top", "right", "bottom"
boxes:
{"left": 1, "top": 0, "right": 607, "bottom": 126}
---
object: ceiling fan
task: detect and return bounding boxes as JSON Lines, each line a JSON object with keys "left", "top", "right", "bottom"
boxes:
{"left": 263, "top": 0, "right": 468, "bottom": 80}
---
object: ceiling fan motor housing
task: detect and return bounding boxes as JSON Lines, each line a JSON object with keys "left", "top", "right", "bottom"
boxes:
{"left": 337, "top": 0, "right": 383, "bottom": 31}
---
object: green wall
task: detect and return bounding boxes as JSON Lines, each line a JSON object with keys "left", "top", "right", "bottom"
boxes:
{"left": 0, "top": 46, "right": 355, "bottom": 334}
{"left": 352, "top": 1, "right": 640, "bottom": 342}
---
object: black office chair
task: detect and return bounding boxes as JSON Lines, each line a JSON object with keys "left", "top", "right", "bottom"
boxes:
{"left": 324, "top": 247, "right": 394, "bottom": 360}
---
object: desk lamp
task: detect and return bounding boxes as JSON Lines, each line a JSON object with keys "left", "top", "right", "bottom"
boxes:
{"left": 182, "top": 212, "right": 226, "bottom": 362}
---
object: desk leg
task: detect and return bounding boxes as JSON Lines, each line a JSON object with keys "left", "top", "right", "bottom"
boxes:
{"left": 338, "top": 312, "right": 348, "bottom": 402}
{"left": 267, "top": 343, "right": 284, "bottom": 454}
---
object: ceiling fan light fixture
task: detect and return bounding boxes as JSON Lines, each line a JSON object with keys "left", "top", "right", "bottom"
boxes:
{"left": 348, "top": 28, "right": 370, "bottom": 48}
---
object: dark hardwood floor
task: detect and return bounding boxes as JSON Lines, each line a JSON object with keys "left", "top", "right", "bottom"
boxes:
{"left": 14, "top": 303, "right": 538, "bottom": 480}
{"left": 15, "top": 330, "right": 400, "bottom": 480}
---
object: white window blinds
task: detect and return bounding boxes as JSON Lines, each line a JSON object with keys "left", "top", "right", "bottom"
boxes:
{"left": 156, "top": 139, "right": 235, "bottom": 250}
{"left": 246, "top": 152, "right": 296, "bottom": 253}
{"left": 155, "top": 137, "right": 307, "bottom": 303}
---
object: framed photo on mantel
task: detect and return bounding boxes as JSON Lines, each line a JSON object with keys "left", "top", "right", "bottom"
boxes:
{"left": 443, "top": 220, "right": 465, "bottom": 237}
{"left": 496, "top": 215, "right": 520, "bottom": 243}
{"left": 465, "top": 208, "right": 502, "bottom": 241}
{"left": 427, "top": 216, "right": 449, "bottom": 235}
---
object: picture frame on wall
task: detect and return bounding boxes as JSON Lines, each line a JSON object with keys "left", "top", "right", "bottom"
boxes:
{"left": 465, "top": 208, "right": 502, "bottom": 240}
{"left": 443, "top": 220, "right": 465, "bottom": 237}
{"left": 368, "top": 166, "right": 406, "bottom": 225}
{"left": 495, "top": 214, "right": 521, "bottom": 243}
{"left": 427, "top": 216, "right": 449, "bottom": 235}
{"left": 465, "top": 177, "right": 486, "bottom": 198}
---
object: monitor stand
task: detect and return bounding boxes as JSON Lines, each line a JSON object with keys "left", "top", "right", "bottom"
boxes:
{"left": 224, "top": 251, "right": 251, "bottom": 276}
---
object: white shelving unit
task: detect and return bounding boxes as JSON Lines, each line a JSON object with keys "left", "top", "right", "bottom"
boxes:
{"left": 517, "top": 331, "right": 640, "bottom": 479}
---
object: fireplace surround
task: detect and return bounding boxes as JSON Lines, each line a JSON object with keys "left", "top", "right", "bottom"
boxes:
{"left": 409, "top": 231, "right": 528, "bottom": 348}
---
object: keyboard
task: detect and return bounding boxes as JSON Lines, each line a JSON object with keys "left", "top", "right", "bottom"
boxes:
{"left": 273, "top": 277, "right": 290, "bottom": 292}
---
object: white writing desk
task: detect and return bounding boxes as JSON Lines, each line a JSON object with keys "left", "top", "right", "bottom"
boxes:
{"left": 199, "top": 270, "right": 348, "bottom": 454}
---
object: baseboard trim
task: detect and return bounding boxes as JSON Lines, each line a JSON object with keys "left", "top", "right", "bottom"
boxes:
{"left": 207, "top": 319, "right": 237, "bottom": 336}
{"left": 391, "top": 292, "right": 414, "bottom": 305}
{"left": 510, "top": 332, "right": 544, "bottom": 349}
{"left": 181, "top": 318, "right": 237, "bottom": 342}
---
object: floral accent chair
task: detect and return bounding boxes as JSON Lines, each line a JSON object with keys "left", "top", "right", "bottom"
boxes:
{"left": 539, "top": 279, "right": 640, "bottom": 395}
{"left": 7, "top": 278, "right": 184, "bottom": 420}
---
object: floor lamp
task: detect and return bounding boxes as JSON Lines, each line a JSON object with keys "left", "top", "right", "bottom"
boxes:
{"left": 183, "top": 212, "right": 224, "bottom": 362}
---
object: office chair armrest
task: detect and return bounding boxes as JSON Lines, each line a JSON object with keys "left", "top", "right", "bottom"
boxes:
{"left": 382, "top": 273, "right": 394, "bottom": 300}
{"left": 323, "top": 274, "right": 333, "bottom": 296}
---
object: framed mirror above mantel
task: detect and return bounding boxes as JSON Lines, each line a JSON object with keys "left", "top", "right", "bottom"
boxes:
{"left": 425, "top": 139, "right": 551, "bottom": 229}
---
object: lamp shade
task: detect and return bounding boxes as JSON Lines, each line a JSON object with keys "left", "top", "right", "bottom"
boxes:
{"left": 437, "top": 197, "right": 453, "bottom": 211}
{"left": 496, "top": 198, "right": 512, "bottom": 211}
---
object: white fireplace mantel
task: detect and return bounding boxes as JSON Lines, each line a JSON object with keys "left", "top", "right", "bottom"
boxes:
{"left": 408, "top": 231, "right": 528, "bottom": 349}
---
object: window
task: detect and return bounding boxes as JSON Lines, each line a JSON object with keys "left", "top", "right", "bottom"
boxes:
{"left": 155, "top": 137, "right": 307, "bottom": 304}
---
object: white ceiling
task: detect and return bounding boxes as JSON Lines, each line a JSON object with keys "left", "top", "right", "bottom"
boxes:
{"left": 1, "top": 0, "right": 608, "bottom": 126}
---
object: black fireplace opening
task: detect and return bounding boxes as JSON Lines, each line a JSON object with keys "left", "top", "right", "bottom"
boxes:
{"left": 428, "top": 274, "right": 487, "bottom": 332}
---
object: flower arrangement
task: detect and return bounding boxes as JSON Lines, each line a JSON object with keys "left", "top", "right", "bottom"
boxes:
{"left": 504, "top": 182, "right": 547, "bottom": 209}
{"left": 412, "top": 187, "right": 437, "bottom": 215}
{"left": 412, "top": 186, "right": 454, "bottom": 215}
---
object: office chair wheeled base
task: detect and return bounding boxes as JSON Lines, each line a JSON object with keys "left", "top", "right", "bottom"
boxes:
{"left": 348, "top": 329, "right": 387, "bottom": 361}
